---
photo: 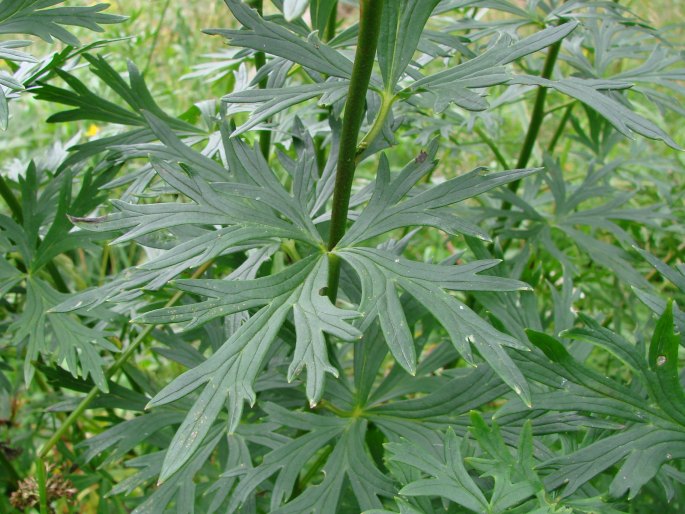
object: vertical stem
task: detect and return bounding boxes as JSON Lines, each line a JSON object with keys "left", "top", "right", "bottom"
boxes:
{"left": 547, "top": 101, "right": 574, "bottom": 153}
{"left": 144, "top": 0, "right": 172, "bottom": 74}
{"left": 253, "top": 0, "right": 271, "bottom": 159}
{"left": 514, "top": 37, "right": 563, "bottom": 172}
{"left": 326, "top": 0, "right": 383, "bottom": 302}
{"left": 36, "top": 459, "right": 49, "bottom": 514}
{"left": 499, "top": 32, "right": 564, "bottom": 218}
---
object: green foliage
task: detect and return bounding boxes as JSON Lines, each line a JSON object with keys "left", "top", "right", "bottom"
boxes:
{"left": 1, "top": 0, "right": 684, "bottom": 512}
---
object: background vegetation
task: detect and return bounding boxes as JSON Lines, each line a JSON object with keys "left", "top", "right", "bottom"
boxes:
{"left": 1, "top": 0, "right": 684, "bottom": 512}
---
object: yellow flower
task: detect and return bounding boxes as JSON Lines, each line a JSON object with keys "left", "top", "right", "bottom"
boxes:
{"left": 85, "top": 123, "right": 100, "bottom": 137}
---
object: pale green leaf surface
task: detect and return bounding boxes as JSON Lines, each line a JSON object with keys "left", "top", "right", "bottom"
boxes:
{"left": 388, "top": 428, "right": 488, "bottom": 512}
{"left": 208, "top": 0, "right": 354, "bottom": 79}
{"left": 378, "top": 0, "right": 441, "bottom": 90}
{"left": 284, "top": 0, "right": 309, "bottom": 21}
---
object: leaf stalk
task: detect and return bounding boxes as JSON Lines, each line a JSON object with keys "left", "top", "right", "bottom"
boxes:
{"left": 356, "top": 90, "right": 395, "bottom": 161}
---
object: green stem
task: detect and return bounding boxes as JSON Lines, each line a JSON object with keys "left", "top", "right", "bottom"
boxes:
{"left": 326, "top": 0, "right": 384, "bottom": 302}
{"left": 498, "top": 32, "right": 564, "bottom": 225}
{"left": 509, "top": 36, "right": 563, "bottom": 181}
{"left": 37, "top": 260, "right": 214, "bottom": 460}
{"left": 547, "top": 101, "right": 575, "bottom": 153}
{"left": 473, "top": 125, "right": 509, "bottom": 170}
{"left": 36, "top": 458, "right": 48, "bottom": 514}
{"left": 144, "top": 0, "right": 172, "bottom": 74}
{"left": 295, "top": 444, "right": 333, "bottom": 494}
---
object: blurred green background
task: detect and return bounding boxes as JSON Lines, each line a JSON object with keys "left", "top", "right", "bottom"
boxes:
{"left": 6, "top": 0, "right": 684, "bottom": 170}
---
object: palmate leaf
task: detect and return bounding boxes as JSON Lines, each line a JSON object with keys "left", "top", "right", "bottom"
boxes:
{"left": 406, "top": 22, "right": 578, "bottom": 110}
{"left": 523, "top": 307, "right": 685, "bottom": 500}
{"left": 273, "top": 420, "right": 395, "bottom": 513}
{"left": 34, "top": 55, "right": 195, "bottom": 130}
{"left": 491, "top": 157, "right": 664, "bottom": 290}
{"left": 339, "top": 247, "right": 532, "bottom": 404}
{"left": 561, "top": 15, "right": 685, "bottom": 117}
{"left": 8, "top": 277, "right": 117, "bottom": 391}
{"left": 511, "top": 76, "right": 682, "bottom": 150}
{"left": 387, "top": 427, "right": 488, "bottom": 512}
{"left": 613, "top": 47, "right": 685, "bottom": 117}
{"left": 0, "top": 0, "right": 125, "bottom": 47}
{"left": 385, "top": 422, "right": 515, "bottom": 514}
{"left": 0, "top": 1, "right": 124, "bottom": 128}
{"left": 0, "top": 165, "right": 119, "bottom": 390}
{"left": 220, "top": 404, "right": 347, "bottom": 512}
{"left": 145, "top": 255, "right": 360, "bottom": 482}
{"left": 467, "top": 414, "right": 543, "bottom": 513}
{"left": 125, "top": 429, "right": 224, "bottom": 514}
{"left": 378, "top": 413, "right": 619, "bottom": 514}
{"left": 224, "top": 404, "right": 395, "bottom": 513}
{"left": 223, "top": 81, "right": 348, "bottom": 136}
{"left": 54, "top": 122, "right": 323, "bottom": 311}
{"left": 339, "top": 140, "right": 539, "bottom": 246}
{"left": 207, "top": 0, "right": 354, "bottom": 80}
